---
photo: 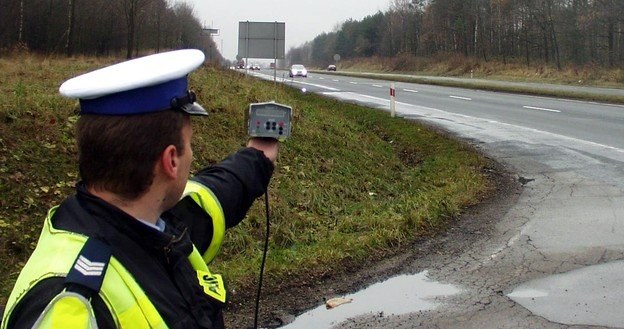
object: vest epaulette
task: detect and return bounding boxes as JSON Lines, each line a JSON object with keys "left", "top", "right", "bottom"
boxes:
{"left": 65, "top": 238, "right": 112, "bottom": 296}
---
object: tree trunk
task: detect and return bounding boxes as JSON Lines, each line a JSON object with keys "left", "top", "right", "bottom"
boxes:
{"left": 125, "top": 1, "right": 136, "bottom": 59}
{"left": 607, "top": 21, "right": 615, "bottom": 67}
{"left": 156, "top": 1, "right": 162, "bottom": 52}
{"left": 474, "top": 12, "right": 478, "bottom": 57}
{"left": 551, "top": 24, "right": 561, "bottom": 70}
{"left": 18, "top": 0, "right": 24, "bottom": 43}
{"left": 546, "top": 1, "right": 561, "bottom": 70}
{"left": 543, "top": 27, "right": 549, "bottom": 63}
{"left": 66, "top": 0, "right": 76, "bottom": 56}
{"left": 525, "top": 25, "right": 530, "bottom": 67}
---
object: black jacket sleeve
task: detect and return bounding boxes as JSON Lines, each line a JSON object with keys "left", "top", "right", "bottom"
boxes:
{"left": 191, "top": 147, "right": 274, "bottom": 228}
{"left": 4, "top": 278, "right": 116, "bottom": 329}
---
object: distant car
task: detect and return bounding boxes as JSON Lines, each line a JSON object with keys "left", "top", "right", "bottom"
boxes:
{"left": 327, "top": 64, "right": 336, "bottom": 71}
{"left": 289, "top": 64, "right": 307, "bottom": 77}
{"left": 252, "top": 63, "right": 261, "bottom": 70}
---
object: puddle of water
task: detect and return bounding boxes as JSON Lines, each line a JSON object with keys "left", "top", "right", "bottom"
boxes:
{"left": 279, "top": 270, "right": 461, "bottom": 329}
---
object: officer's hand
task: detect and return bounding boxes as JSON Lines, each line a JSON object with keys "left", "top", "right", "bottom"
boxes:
{"left": 247, "top": 137, "right": 279, "bottom": 165}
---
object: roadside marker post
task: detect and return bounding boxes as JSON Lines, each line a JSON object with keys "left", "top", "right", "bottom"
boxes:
{"left": 390, "top": 83, "right": 396, "bottom": 117}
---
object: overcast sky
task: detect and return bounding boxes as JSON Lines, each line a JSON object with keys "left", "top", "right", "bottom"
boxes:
{"left": 189, "top": 0, "right": 391, "bottom": 61}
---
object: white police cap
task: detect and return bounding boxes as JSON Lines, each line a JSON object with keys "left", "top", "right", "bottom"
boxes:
{"left": 59, "top": 49, "right": 208, "bottom": 116}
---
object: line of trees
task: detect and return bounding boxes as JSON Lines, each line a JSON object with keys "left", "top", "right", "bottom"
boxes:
{"left": 288, "top": 0, "right": 624, "bottom": 69}
{"left": 0, "top": 0, "right": 222, "bottom": 61}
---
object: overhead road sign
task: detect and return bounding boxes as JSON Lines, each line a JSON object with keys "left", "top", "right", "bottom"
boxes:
{"left": 202, "top": 28, "right": 219, "bottom": 36}
{"left": 238, "top": 21, "right": 285, "bottom": 59}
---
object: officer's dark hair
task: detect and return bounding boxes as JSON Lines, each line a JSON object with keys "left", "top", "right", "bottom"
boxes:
{"left": 76, "top": 110, "right": 189, "bottom": 200}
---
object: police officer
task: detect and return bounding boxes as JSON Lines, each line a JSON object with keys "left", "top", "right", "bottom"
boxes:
{"left": 1, "top": 49, "right": 279, "bottom": 329}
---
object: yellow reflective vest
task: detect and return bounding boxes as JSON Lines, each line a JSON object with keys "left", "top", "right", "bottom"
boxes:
{"left": 1, "top": 181, "right": 226, "bottom": 329}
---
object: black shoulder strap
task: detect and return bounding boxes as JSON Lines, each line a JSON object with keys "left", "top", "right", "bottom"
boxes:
{"left": 65, "top": 238, "right": 112, "bottom": 298}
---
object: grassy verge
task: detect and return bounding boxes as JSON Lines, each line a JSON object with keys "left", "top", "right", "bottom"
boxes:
{"left": 0, "top": 55, "right": 492, "bottom": 313}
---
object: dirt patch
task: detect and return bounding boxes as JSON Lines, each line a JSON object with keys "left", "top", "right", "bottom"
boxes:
{"left": 223, "top": 158, "right": 522, "bottom": 329}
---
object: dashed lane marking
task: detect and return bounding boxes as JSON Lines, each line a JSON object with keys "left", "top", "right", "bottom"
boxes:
{"left": 449, "top": 95, "right": 472, "bottom": 101}
{"left": 523, "top": 105, "right": 561, "bottom": 113}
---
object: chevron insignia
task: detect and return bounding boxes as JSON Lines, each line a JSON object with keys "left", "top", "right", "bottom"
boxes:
{"left": 74, "top": 255, "right": 106, "bottom": 276}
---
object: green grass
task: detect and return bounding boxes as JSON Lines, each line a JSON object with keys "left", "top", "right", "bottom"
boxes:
{"left": 0, "top": 55, "right": 492, "bottom": 313}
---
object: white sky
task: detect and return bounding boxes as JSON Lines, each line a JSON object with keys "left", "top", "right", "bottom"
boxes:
{"left": 188, "top": 0, "right": 391, "bottom": 61}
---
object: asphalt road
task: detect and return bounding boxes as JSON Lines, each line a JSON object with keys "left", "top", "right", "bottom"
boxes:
{"left": 250, "top": 69, "right": 624, "bottom": 328}
{"left": 264, "top": 69, "right": 624, "bottom": 150}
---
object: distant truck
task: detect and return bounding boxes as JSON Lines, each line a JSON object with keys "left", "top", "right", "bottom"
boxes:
{"left": 237, "top": 60, "right": 245, "bottom": 69}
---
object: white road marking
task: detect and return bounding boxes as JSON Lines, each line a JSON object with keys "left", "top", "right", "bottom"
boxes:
{"left": 372, "top": 84, "right": 383, "bottom": 88}
{"left": 523, "top": 105, "right": 561, "bottom": 113}
{"left": 332, "top": 79, "right": 339, "bottom": 82}
{"left": 348, "top": 93, "right": 387, "bottom": 102}
{"left": 318, "top": 77, "right": 324, "bottom": 80}
{"left": 290, "top": 80, "right": 340, "bottom": 91}
{"left": 403, "top": 89, "right": 419, "bottom": 93}
{"left": 350, "top": 82, "right": 358, "bottom": 84}
{"left": 450, "top": 95, "right": 472, "bottom": 101}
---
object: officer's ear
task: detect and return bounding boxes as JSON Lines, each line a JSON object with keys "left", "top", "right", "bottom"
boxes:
{"left": 160, "top": 145, "right": 180, "bottom": 179}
